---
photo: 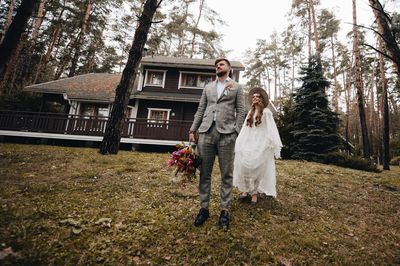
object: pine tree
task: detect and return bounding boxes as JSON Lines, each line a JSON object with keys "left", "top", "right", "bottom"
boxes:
{"left": 290, "top": 56, "right": 340, "bottom": 161}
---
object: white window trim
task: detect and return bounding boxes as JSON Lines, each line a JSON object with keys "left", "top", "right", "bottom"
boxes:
{"left": 144, "top": 69, "right": 167, "bottom": 88}
{"left": 178, "top": 71, "right": 216, "bottom": 89}
{"left": 147, "top": 108, "right": 171, "bottom": 122}
{"left": 137, "top": 69, "right": 144, "bottom": 91}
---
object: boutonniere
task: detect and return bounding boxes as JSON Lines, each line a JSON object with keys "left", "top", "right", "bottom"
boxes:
{"left": 223, "top": 81, "right": 234, "bottom": 96}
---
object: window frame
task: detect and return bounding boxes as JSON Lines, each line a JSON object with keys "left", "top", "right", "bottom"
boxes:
{"left": 178, "top": 71, "right": 216, "bottom": 89}
{"left": 144, "top": 69, "right": 167, "bottom": 88}
{"left": 147, "top": 108, "right": 171, "bottom": 123}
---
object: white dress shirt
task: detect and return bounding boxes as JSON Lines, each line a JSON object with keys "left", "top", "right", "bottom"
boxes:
{"left": 216, "top": 77, "right": 231, "bottom": 99}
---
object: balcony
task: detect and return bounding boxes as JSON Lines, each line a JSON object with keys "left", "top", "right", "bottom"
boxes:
{"left": 0, "top": 110, "right": 192, "bottom": 145}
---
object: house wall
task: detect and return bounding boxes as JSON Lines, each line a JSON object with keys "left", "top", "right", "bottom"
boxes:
{"left": 136, "top": 99, "right": 198, "bottom": 121}
{"left": 142, "top": 66, "right": 215, "bottom": 94}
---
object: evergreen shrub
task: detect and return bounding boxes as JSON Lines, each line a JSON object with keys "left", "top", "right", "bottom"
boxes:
{"left": 323, "top": 152, "right": 379, "bottom": 172}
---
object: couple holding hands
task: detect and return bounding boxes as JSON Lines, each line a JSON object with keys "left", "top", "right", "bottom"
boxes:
{"left": 188, "top": 58, "right": 282, "bottom": 230}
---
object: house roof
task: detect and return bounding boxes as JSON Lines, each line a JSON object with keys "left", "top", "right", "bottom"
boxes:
{"left": 141, "top": 56, "right": 245, "bottom": 70}
{"left": 132, "top": 91, "right": 201, "bottom": 103}
{"left": 24, "top": 73, "right": 123, "bottom": 102}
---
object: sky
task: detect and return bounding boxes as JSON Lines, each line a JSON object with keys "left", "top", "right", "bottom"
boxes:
{"left": 205, "top": 0, "right": 398, "bottom": 61}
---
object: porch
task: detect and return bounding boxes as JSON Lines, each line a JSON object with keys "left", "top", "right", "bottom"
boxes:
{"left": 0, "top": 110, "right": 192, "bottom": 146}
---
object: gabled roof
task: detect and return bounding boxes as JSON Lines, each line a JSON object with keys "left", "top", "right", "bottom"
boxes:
{"left": 141, "top": 56, "right": 245, "bottom": 70}
{"left": 24, "top": 73, "right": 123, "bottom": 102}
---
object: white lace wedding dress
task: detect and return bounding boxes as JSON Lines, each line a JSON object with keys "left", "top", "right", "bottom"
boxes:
{"left": 233, "top": 108, "right": 282, "bottom": 197}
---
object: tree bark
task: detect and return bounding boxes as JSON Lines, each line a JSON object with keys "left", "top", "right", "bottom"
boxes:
{"left": 31, "top": 0, "right": 45, "bottom": 43}
{"left": 369, "top": 0, "right": 400, "bottom": 81}
{"left": 0, "top": 0, "right": 16, "bottom": 43}
{"left": 16, "top": 0, "right": 46, "bottom": 87}
{"left": 343, "top": 70, "right": 351, "bottom": 154}
{"left": 177, "top": 1, "right": 190, "bottom": 57}
{"left": 379, "top": 33, "right": 390, "bottom": 170}
{"left": 309, "top": 0, "right": 320, "bottom": 59}
{"left": 0, "top": 0, "right": 38, "bottom": 94}
{"left": 100, "top": 0, "right": 162, "bottom": 155}
{"left": 68, "top": 0, "right": 93, "bottom": 77}
{"left": 306, "top": 0, "right": 312, "bottom": 58}
{"left": 189, "top": 0, "right": 204, "bottom": 58}
{"left": 352, "top": 0, "right": 371, "bottom": 158}
{"left": 34, "top": 3, "right": 65, "bottom": 83}
{"left": 330, "top": 35, "right": 339, "bottom": 113}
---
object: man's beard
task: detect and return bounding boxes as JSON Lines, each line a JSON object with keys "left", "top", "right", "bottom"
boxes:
{"left": 216, "top": 70, "right": 228, "bottom": 77}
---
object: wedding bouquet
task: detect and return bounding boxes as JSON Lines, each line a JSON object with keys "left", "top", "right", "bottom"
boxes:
{"left": 167, "top": 143, "right": 201, "bottom": 181}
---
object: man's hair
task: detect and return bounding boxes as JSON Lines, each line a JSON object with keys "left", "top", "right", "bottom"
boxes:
{"left": 214, "top": 58, "right": 231, "bottom": 67}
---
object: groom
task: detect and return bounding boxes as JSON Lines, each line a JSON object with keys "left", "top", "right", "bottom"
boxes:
{"left": 189, "top": 58, "right": 246, "bottom": 229}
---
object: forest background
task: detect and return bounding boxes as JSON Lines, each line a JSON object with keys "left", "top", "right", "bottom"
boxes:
{"left": 0, "top": 0, "right": 399, "bottom": 169}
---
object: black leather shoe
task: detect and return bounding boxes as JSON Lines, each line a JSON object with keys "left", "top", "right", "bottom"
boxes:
{"left": 218, "top": 210, "right": 230, "bottom": 230}
{"left": 194, "top": 208, "right": 209, "bottom": 227}
{"left": 238, "top": 193, "right": 250, "bottom": 203}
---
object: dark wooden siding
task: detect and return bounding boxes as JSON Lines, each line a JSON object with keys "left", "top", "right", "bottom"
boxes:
{"left": 142, "top": 66, "right": 215, "bottom": 95}
{"left": 136, "top": 99, "right": 198, "bottom": 121}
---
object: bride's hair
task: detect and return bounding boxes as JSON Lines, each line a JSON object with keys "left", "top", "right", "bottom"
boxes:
{"left": 246, "top": 94, "right": 265, "bottom": 127}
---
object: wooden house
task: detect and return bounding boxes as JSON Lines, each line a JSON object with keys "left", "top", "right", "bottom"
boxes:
{"left": 0, "top": 56, "right": 245, "bottom": 146}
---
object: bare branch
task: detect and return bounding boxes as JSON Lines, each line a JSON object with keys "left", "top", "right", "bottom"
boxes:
{"left": 345, "top": 22, "right": 390, "bottom": 45}
{"left": 362, "top": 43, "right": 396, "bottom": 62}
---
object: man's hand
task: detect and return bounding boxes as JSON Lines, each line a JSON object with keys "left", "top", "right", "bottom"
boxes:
{"left": 189, "top": 132, "right": 196, "bottom": 142}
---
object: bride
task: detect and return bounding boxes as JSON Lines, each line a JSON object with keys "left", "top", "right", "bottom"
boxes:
{"left": 233, "top": 87, "right": 282, "bottom": 204}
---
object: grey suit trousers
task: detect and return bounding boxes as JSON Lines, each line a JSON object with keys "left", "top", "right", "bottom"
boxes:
{"left": 197, "top": 123, "right": 237, "bottom": 209}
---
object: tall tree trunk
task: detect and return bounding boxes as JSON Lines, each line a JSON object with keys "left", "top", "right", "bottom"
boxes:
{"left": 100, "top": 0, "right": 162, "bottom": 155}
{"left": 331, "top": 35, "right": 339, "bottom": 113}
{"left": 177, "top": 1, "right": 190, "bottom": 57}
{"left": 369, "top": 0, "right": 400, "bottom": 81}
{"left": 306, "top": 0, "right": 312, "bottom": 58}
{"left": 375, "top": 72, "right": 382, "bottom": 165}
{"left": 379, "top": 35, "right": 390, "bottom": 170}
{"left": 189, "top": 0, "right": 204, "bottom": 58}
{"left": 309, "top": 0, "right": 320, "bottom": 59}
{"left": 34, "top": 4, "right": 65, "bottom": 83}
{"left": 0, "top": 0, "right": 16, "bottom": 43}
{"left": 274, "top": 63, "right": 277, "bottom": 101}
{"left": 31, "top": 0, "right": 45, "bottom": 43}
{"left": 266, "top": 67, "right": 271, "bottom": 97}
{"left": 352, "top": 0, "right": 371, "bottom": 158}
{"left": 0, "top": 37, "right": 26, "bottom": 94}
{"left": 34, "top": 25, "right": 62, "bottom": 83}
{"left": 343, "top": 70, "right": 351, "bottom": 154}
{"left": 68, "top": 0, "right": 93, "bottom": 77}
{"left": 16, "top": 0, "right": 46, "bottom": 87}
{"left": 291, "top": 53, "right": 295, "bottom": 94}
{"left": 368, "top": 51, "right": 378, "bottom": 157}
{"left": 0, "top": 0, "right": 37, "bottom": 94}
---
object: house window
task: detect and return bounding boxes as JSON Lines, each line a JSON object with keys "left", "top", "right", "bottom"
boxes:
{"left": 144, "top": 70, "right": 166, "bottom": 87}
{"left": 97, "top": 106, "right": 109, "bottom": 117}
{"left": 147, "top": 108, "right": 171, "bottom": 123}
{"left": 179, "top": 72, "right": 215, "bottom": 89}
{"left": 80, "top": 103, "right": 109, "bottom": 117}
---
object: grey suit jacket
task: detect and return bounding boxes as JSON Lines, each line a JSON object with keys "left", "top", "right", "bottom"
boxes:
{"left": 190, "top": 79, "right": 246, "bottom": 134}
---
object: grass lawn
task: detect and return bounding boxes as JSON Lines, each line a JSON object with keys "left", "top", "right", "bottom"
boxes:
{"left": 0, "top": 143, "right": 399, "bottom": 265}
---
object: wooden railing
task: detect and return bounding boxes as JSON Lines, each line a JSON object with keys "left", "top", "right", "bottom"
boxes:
{"left": 0, "top": 110, "right": 192, "bottom": 141}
